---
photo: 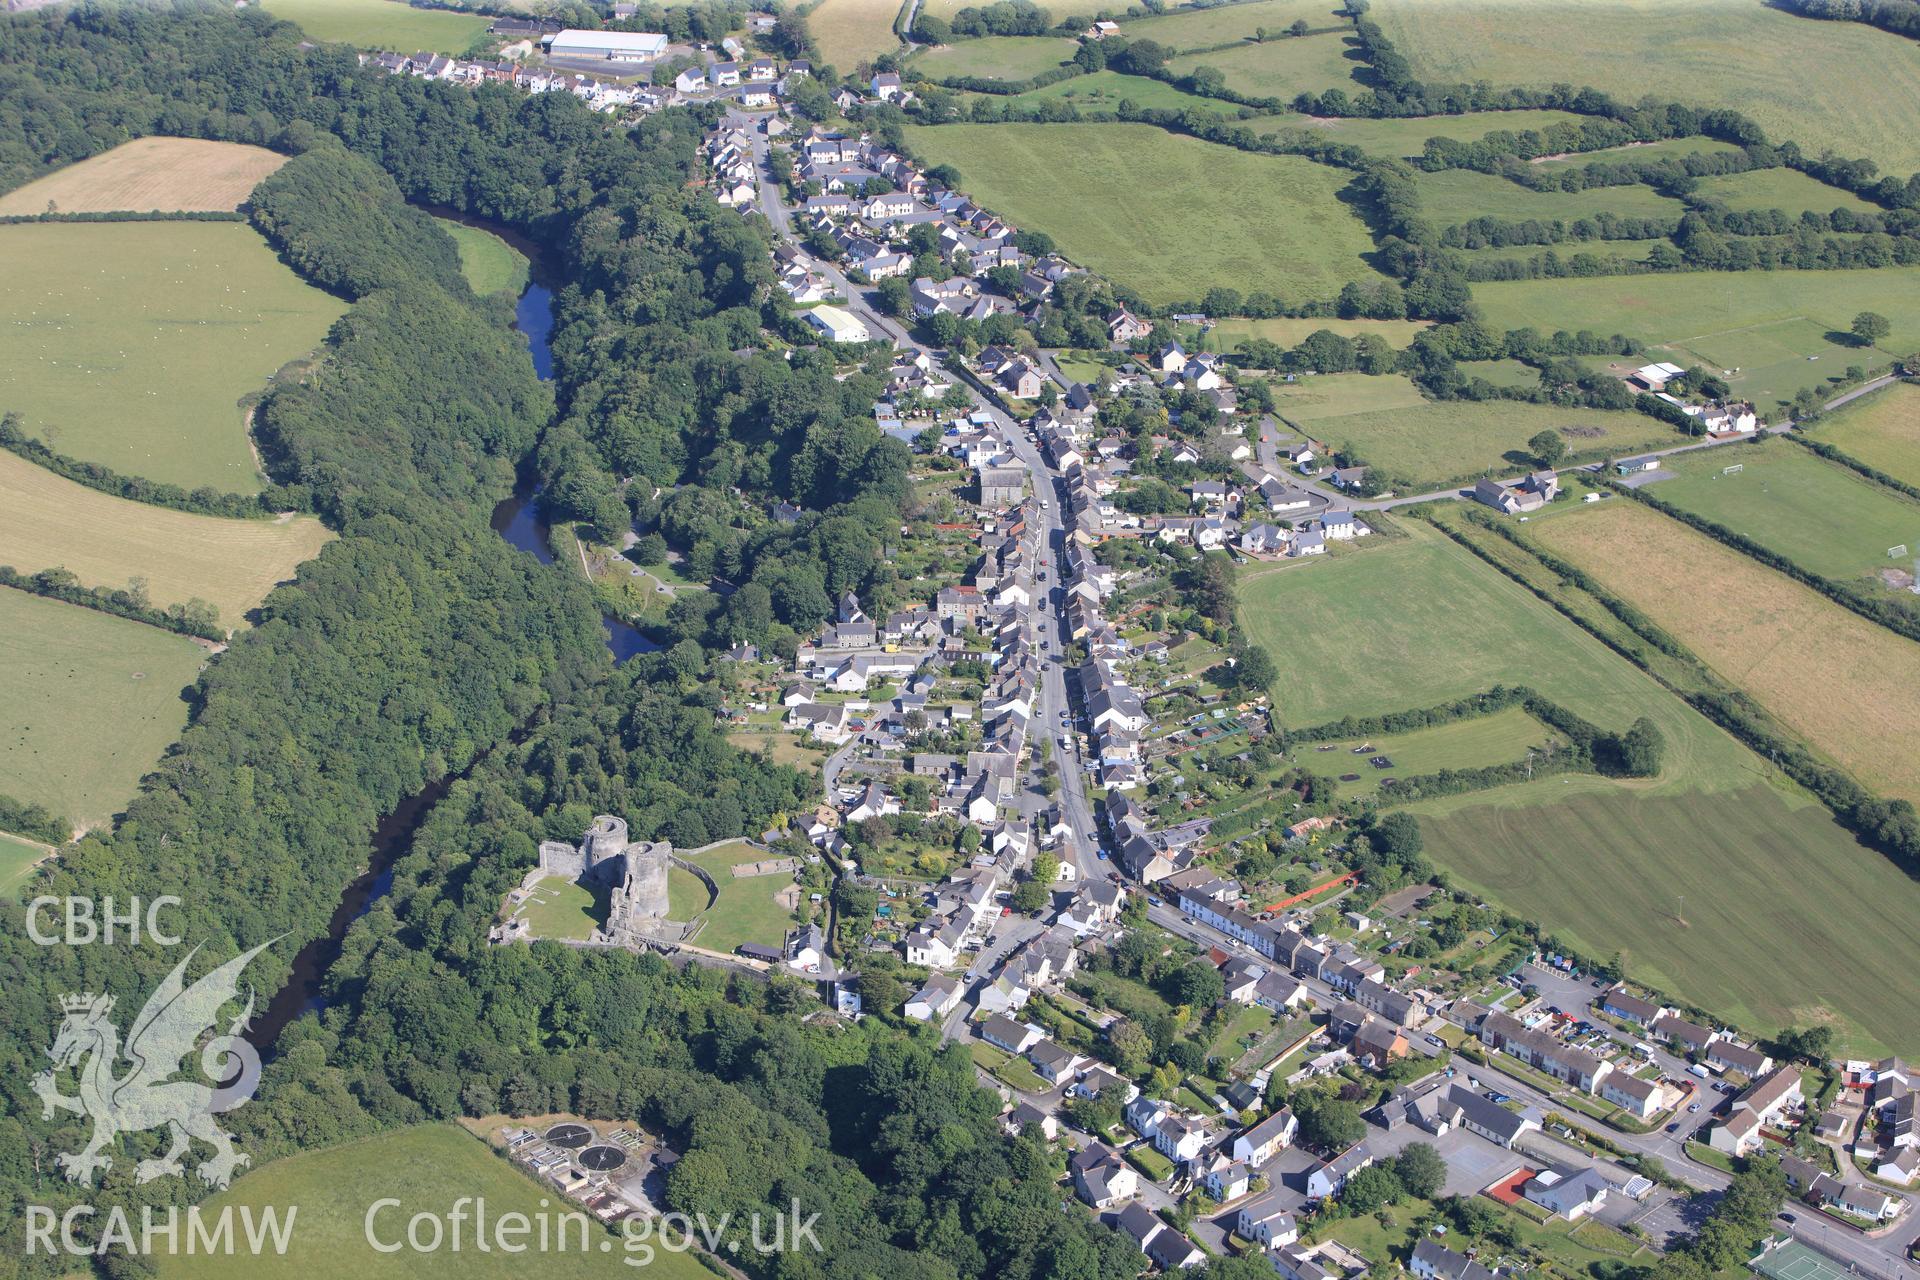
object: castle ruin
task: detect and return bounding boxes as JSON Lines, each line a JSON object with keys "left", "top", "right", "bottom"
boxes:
{"left": 536, "top": 814, "right": 688, "bottom": 947}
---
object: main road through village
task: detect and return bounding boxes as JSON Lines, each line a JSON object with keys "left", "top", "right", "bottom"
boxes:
{"left": 729, "top": 109, "right": 1919, "bottom": 1280}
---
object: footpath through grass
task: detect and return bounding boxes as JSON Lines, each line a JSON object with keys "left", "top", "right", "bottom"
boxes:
{"left": 0, "top": 587, "right": 205, "bottom": 832}
{"left": 0, "top": 221, "right": 346, "bottom": 492}
{"left": 903, "top": 122, "right": 1385, "bottom": 306}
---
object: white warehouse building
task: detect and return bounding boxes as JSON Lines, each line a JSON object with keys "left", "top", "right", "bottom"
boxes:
{"left": 805, "top": 305, "right": 870, "bottom": 344}
{"left": 544, "top": 30, "right": 669, "bottom": 61}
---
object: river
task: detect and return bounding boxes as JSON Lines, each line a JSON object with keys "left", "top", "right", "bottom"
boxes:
{"left": 257, "top": 253, "right": 651, "bottom": 1048}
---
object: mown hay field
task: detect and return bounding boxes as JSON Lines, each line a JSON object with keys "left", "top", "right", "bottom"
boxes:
{"left": 1815, "top": 382, "right": 1920, "bottom": 488}
{"left": 0, "top": 588, "right": 205, "bottom": 832}
{"left": 0, "top": 451, "right": 332, "bottom": 629}
{"left": 0, "top": 221, "right": 345, "bottom": 492}
{"left": 807, "top": 0, "right": 906, "bottom": 69}
{"left": 0, "top": 138, "right": 287, "bottom": 216}
{"left": 259, "top": 0, "right": 491, "bottom": 55}
{"left": 1370, "top": 0, "right": 1920, "bottom": 174}
{"left": 1532, "top": 498, "right": 1920, "bottom": 804}
{"left": 904, "top": 122, "right": 1385, "bottom": 305}
{"left": 1204, "top": 315, "right": 1430, "bottom": 351}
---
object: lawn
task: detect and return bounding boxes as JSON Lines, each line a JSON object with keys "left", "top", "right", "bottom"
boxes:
{"left": 1689, "top": 168, "right": 1878, "bottom": 216}
{"left": 668, "top": 839, "right": 797, "bottom": 954}
{"left": 727, "top": 728, "right": 828, "bottom": 771}
{"left": 1016, "top": 70, "right": 1244, "bottom": 115}
{"left": 0, "top": 221, "right": 346, "bottom": 492}
{"left": 1470, "top": 269, "right": 1920, "bottom": 411}
{"left": 1413, "top": 167, "right": 1684, "bottom": 229}
{"left": 159, "top": 1124, "right": 714, "bottom": 1280}
{"left": 1204, "top": 315, "right": 1431, "bottom": 352}
{"left": 1815, "top": 382, "right": 1920, "bottom": 488}
{"left": 1288, "top": 704, "right": 1564, "bottom": 799}
{"left": 1165, "top": 31, "right": 1368, "bottom": 101}
{"left": 0, "top": 831, "right": 49, "bottom": 900}
{"left": 440, "top": 219, "right": 530, "bottom": 298}
{"left": 1642, "top": 438, "right": 1920, "bottom": 581}
{"left": 0, "top": 587, "right": 206, "bottom": 833}
{"left": 259, "top": 0, "right": 491, "bottom": 54}
{"left": 806, "top": 0, "right": 907, "bottom": 69}
{"left": 1370, "top": 0, "right": 1920, "bottom": 175}
{"left": 1120, "top": 0, "right": 1349, "bottom": 51}
{"left": 1251, "top": 108, "right": 1591, "bottom": 159}
{"left": 1531, "top": 498, "right": 1920, "bottom": 806}
{"left": 914, "top": 36, "right": 1078, "bottom": 81}
{"left": 0, "top": 450, "right": 332, "bottom": 630}
{"left": 0, "top": 138, "right": 288, "bottom": 216}
{"left": 904, "top": 123, "right": 1385, "bottom": 306}
{"left": 1296, "top": 394, "right": 1679, "bottom": 487}
{"left": 515, "top": 875, "right": 604, "bottom": 941}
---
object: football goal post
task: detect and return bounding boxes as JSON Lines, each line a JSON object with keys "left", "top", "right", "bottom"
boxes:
{"left": 1722, "top": 463, "right": 1744, "bottom": 476}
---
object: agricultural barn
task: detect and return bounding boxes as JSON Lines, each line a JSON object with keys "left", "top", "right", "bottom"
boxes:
{"left": 545, "top": 29, "right": 668, "bottom": 61}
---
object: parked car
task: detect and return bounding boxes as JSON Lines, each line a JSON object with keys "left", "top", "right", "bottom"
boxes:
{"left": 1688, "top": 1103, "right": 1701, "bottom": 1113}
{"left": 1666, "top": 1123, "right": 1681, "bottom": 1133}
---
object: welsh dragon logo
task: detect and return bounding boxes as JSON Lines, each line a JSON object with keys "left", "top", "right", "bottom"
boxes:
{"left": 32, "top": 939, "right": 277, "bottom": 1189}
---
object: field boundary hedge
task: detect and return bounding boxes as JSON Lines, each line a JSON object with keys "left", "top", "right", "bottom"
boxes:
{"left": 0, "top": 209, "right": 247, "bottom": 225}
{"left": 0, "top": 569, "right": 224, "bottom": 641}
{"left": 1785, "top": 419, "right": 1920, "bottom": 505}
{"left": 1425, "top": 507, "right": 1920, "bottom": 878}
{"left": 0, "top": 791, "right": 67, "bottom": 847}
{"left": 0, "top": 413, "right": 298, "bottom": 520}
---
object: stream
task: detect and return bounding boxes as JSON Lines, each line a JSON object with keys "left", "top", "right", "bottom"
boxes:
{"left": 256, "top": 250, "right": 651, "bottom": 1048}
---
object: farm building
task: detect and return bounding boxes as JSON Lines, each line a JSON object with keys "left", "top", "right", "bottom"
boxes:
{"left": 544, "top": 29, "right": 668, "bottom": 61}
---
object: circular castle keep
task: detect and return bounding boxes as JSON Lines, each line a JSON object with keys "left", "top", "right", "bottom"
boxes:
{"left": 535, "top": 814, "right": 682, "bottom": 945}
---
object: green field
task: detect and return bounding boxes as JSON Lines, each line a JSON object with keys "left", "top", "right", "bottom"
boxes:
{"left": 1689, "top": 168, "right": 1878, "bottom": 216}
{"left": 1290, "top": 704, "right": 1561, "bottom": 798}
{"left": 1269, "top": 372, "right": 1430, "bottom": 421}
{"left": 0, "top": 221, "right": 346, "bottom": 492}
{"left": 1165, "top": 31, "right": 1366, "bottom": 101}
{"left": 1016, "top": 70, "right": 1244, "bottom": 115}
{"left": 1240, "top": 523, "right": 1920, "bottom": 1054}
{"left": 1420, "top": 782, "right": 1920, "bottom": 1057}
{"left": 1644, "top": 439, "right": 1920, "bottom": 580}
{"left": 905, "top": 123, "right": 1385, "bottom": 306}
{"left": 260, "top": 0, "right": 491, "bottom": 54}
{"left": 1414, "top": 167, "right": 1683, "bottom": 229}
{"left": 1282, "top": 391, "right": 1677, "bottom": 487}
{"left": 440, "top": 220, "right": 530, "bottom": 297}
{"left": 0, "top": 831, "right": 48, "bottom": 900}
{"left": 668, "top": 840, "right": 796, "bottom": 954}
{"left": 1815, "top": 382, "right": 1920, "bottom": 487}
{"left": 1119, "top": 0, "right": 1348, "bottom": 50}
{"left": 160, "top": 1124, "right": 714, "bottom": 1280}
{"left": 1204, "top": 315, "right": 1431, "bottom": 352}
{"left": 1458, "top": 358, "right": 1545, "bottom": 389}
{"left": 1462, "top": 237, "right": 1660, "bottom": 267}
{"left": 915, "top": 35, "right": 1077, "bottom": 81}
{"left": 1370, "top": 0, "right": 1920, "bottom": 175}
{"left": 0, "top": 587, "right": 206, "bottom": 832}
{"left": 1471, "top": 269, "right": 1920, "bottom": 410}
{"left": 1252, "top": 109, "right": 1591, "bottom": 159}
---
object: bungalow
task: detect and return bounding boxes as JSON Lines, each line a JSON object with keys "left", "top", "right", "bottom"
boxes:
{"left": 1523, "top": 1166, "right": 1611, "bottom": 1221}
{"left": 1650, "top": 1012, "right": 1722, "bottom": 1056}
{"left": 979, "top": 1014, "right": 1044, "bottom": 1055}
{"left": 1615, "top": 455, "right": 1661, "bottom": 475}
{"left": 1707, "top": 1040, "right": 1773, "bottom": 1077}
{"left": 904, "top": 974, "right": 964, "bottom": 1021}
{"left": 1598, "top": 984, "right": 1666, "bottom": 1026}
{"left": 1146, "top": 1228, "right": 1206, "bottom": 1271}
